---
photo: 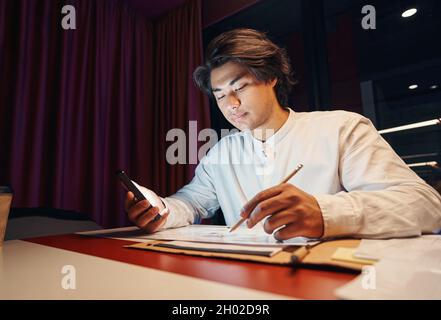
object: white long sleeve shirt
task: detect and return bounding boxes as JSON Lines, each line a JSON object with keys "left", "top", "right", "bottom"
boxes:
{"left": 160, "top": 108, "right": 441, "bottom": 239}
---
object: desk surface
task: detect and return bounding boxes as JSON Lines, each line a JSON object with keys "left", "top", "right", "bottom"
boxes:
{"left": 0, "top": 233, "right": 357, "bottom": 299}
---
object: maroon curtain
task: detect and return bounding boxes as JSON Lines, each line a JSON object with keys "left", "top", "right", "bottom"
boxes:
{"left": 152, "top": 0, "right": 210, "bottom": 196}
{"left": 0, "top": 0, "right": 209, "bottom": 227}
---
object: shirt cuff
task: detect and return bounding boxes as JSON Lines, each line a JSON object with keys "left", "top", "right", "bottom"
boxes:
{"left": 314, "top": 193, "right": 361, "bottom": 238}
{"left": 160, "top": 196, "right": 195, "bottom": 230}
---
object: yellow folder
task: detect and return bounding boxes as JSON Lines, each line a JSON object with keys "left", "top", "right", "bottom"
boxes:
{"left": 126, "top": 238, "right": 368, "bottom": 271}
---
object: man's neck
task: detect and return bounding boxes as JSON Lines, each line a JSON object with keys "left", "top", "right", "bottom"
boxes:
{"left": 252, "top": 107, "right": 290, "bottom": 142}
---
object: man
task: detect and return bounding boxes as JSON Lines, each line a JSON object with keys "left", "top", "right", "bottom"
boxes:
{"left": 125, "top": 28, "right": 441, "bottom": 240}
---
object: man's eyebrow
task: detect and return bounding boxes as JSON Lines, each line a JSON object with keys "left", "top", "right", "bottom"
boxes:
{"left": 211, "top": 72, "right": 247, "bottom": 92}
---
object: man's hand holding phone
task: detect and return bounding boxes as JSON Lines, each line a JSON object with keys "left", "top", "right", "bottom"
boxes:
{"left": 117, "top": 170, "right": 169, "bottom": 233}
{"left": 124, "top": 189, "right": 169, "bottom": 233}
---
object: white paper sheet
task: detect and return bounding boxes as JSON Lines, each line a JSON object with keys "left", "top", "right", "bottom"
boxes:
{"left": 153, "top": 241, "right": 283, "bottom": 257}
{"left": 354, "top": 235, "right": 441, "bottom": 260}
{"left": 78, "top": 225, "right": 319, "bottom": 247}
{"left": 335, "top": 235, "right": 441, "bottom": 300}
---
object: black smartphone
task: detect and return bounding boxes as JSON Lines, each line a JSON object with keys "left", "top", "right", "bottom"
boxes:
{"left": 116, "top": 170, "right": 147, "bottom": 202}
{"left": 116, "top": 170, "right": 161, "bottom": 222}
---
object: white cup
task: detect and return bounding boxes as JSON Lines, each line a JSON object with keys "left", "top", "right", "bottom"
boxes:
{"left": 0, "top": 186, "right": 13, "bottom": 245}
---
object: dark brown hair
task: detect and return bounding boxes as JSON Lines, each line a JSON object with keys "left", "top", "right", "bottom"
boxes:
{"left": 193, "top": 28, "right": 297, "bottom": 107}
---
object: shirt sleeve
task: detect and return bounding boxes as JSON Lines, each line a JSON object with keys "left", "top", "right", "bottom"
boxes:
{"left": 315, "top": 114, "right": 441, "bottom": 239}
{"left": 160, "top": 152, "right": 220, "bottom": 230}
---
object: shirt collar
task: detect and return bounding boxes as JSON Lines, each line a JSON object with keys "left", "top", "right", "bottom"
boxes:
{"left": 246, "top": 108, "right": 295, "bottom": 149}
{"left": 266, "top": 107, "right": 295, "bottom": 146}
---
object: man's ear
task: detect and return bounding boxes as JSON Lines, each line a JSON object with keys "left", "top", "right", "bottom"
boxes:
{"left": 269, "top": 78, "right": 277, "bottom": 88}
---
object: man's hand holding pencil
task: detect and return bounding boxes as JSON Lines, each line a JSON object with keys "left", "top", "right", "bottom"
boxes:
{"left": 231, "top": 164, "right": 325, "bottom": 240}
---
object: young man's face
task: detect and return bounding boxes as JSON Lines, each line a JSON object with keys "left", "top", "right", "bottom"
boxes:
{"left": 210, "top": 61, "right": 278, "bottom": 131}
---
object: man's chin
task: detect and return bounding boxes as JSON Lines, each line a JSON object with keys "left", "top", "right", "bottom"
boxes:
{"left": 234, "top": 123, "right": 252, "bottom": 131}
{"left": 226, "top": 120, "right": 248, "bottom": 131}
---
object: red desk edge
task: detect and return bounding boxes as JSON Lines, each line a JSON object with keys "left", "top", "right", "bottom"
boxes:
{"left": 24, "top": 233, "right": 358, "bottom": 299}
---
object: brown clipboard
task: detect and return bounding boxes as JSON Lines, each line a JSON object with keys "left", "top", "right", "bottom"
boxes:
{"left": 125, "top": 238, "right": 365, "bottom": 271}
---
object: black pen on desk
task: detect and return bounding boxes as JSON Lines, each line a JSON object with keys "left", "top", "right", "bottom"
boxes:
{"left": 229, "top": 164, "right": 304, "bottom": 233}
{"left": 290, "top": 245, "right": 310, "bottom": 268}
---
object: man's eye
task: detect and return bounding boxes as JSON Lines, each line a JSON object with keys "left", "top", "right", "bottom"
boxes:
{"left": 217, "top": 95, "right": 225, "bottom": 100}
{"left": 235, "top": 84, "right": 248, "bottom": 91}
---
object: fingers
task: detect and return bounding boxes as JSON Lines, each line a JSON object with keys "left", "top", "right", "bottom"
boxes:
{"left": 263, "top": 210, "right": 298, "bottom": 234}
{"left": 136, "top": 206, "right": 161, "bottom": 228}
{"left": 243, "top": 184, "right": 305, "bottom": 228}
{"left": 140, "top": 208, "right": 170, "bottom": 233}
{"left": 240, "top": 185, "right": 284, "bottom": 219}
{"left": 273, "top": 222, "right": 304, "bottom": 241}
{"left": 125, "top": 188, "right": 170, "bottom": 233}
{"left": 246, "top": 196, "right": 287, "bottom": 228}
{"left": 273, "top": 219, "right": 323, "bottom": 240}
{"left": 127, "top": 198, "right": 152, "bottom": 222}
{"left": 125, "top": 192, "right": 135, "bottom": 211}
{"left": 125, "top": 191, "right": 148, "bottom": 212}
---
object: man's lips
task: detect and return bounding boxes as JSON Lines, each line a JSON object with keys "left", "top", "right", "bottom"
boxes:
{"left": 231, "top": 112, "right": 247, "bottom": 121}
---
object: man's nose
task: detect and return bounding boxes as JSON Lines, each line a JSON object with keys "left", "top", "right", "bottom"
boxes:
{"left": 225, "top": 94, "right": 241, "bottom": 110}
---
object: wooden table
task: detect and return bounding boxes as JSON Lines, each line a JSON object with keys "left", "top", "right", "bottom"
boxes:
{"left": 0, "top": 232, "right": 357, "bottom": 299}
